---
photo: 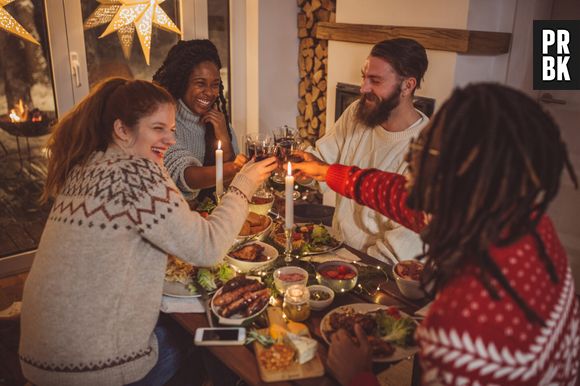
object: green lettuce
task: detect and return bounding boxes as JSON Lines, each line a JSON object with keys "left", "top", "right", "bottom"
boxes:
{"left": 197, "top": 268, "right": 217, "bottom": 291}
{"left": 376, "top": 310, "right": 417, "bottom": 346}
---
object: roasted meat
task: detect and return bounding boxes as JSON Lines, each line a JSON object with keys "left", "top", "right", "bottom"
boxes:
{"left": 230, "top": 244, "right": 266, "bottom": 262}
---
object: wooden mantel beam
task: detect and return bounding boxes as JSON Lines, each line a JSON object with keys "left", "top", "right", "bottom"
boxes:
{"left": 315, "top": 22, "right": 511, "bottom": 55}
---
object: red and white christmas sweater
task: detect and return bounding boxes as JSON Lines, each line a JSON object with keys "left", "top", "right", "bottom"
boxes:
{"left": 327, "top": 164, "right": 580, "bottom": 386}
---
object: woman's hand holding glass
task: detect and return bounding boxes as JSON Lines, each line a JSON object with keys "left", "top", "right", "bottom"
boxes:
{"left": 238, "top": 157, "right": 278, "bottom": 195}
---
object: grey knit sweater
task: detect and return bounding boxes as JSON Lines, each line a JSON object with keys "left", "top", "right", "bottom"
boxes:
{"left": 19, "top": 146, "right": 255, "bottom": 385}
{"left": 163, "top": 99, "right": 239, "bottom": 200}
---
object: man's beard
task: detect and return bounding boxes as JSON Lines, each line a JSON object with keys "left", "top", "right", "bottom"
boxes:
{"left": 355, "top": 87, "right": 402, "bottom": 127}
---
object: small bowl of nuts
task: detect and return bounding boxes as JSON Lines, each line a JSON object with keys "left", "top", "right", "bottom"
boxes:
{"left": 307, "top": 284, "right": 334, "bottom": 311}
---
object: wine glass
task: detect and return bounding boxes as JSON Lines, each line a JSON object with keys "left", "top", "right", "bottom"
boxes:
{"left": 245, "top": 133, "right": 275, "bottom": 202}
{"left": 272, "top": 126, "right": 302, "bottom": 183}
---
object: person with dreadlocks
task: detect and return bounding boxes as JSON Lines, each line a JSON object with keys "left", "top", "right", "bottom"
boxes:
{"left": 292, "top": 83, "right": 580, "bottom": 386}
{"left": 153, "top": 39, "right": 247, "bottom": 201}
{"left": 306, "top": 38, "right": 429, "bottom": 265}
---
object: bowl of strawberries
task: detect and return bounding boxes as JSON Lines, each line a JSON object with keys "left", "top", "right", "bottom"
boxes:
{"left": 316, "top": 261, "right": 358, "bottom": 293}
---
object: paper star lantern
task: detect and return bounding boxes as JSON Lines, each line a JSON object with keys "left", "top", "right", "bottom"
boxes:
{"left": 84, "top": 0, "right": 181, "bottom": 65}
{"left": 0, "top": 0, "right": 40, "bottom": 45}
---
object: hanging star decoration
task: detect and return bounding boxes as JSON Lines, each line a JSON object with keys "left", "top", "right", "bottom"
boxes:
{"left": 0, "top": 0, "right": 40, "bottom": 45}
{"left": 83, "top": 0, "right": 181, "bottom": 65}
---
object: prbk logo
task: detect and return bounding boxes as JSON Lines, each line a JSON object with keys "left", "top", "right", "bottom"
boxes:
{"left": 534, "top": 21, "right": 580, "bottom": 90}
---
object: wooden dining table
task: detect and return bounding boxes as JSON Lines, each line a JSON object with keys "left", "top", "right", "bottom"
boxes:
{"left": 171, "top": 246, "right": 427, "bottom": 386}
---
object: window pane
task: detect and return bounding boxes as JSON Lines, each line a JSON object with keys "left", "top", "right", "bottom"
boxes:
{"left": 208, "top": 0, "right": 230, "bottom": 116}
{"left": 80, "top": 1, "right": 181, "bottom": 86}
{"left": 0, "top": 0, "right": 56, "bottom": 257}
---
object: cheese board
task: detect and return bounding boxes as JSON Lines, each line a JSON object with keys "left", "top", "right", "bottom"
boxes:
{"left": 252, "top": 307, "right": 325, "bottom": 382}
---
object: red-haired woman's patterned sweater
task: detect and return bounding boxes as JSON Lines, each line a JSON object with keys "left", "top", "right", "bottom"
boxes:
{"left": 19, "top": 147, "right": 256, "bottom": 385}
{"left": 327, "top": 164, "right": 580, "bottom": 386}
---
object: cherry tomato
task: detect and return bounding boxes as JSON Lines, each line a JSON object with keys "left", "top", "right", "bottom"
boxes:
{"left": 199, "top": 211, "right": 209, "bottom": 218}
{"left": 387, "top": 307, "right": 401, "bottom": 319}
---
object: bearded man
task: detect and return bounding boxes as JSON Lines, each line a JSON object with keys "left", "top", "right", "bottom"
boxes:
{"left": 307, "top": 38, "right": 429, "bottom": 263}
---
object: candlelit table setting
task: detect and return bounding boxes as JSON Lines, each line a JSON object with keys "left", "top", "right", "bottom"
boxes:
{"left": 166, "top": 220, "right": 426, "bottom": 384}
{"left": 163, "top": 130, "right": 426, "bottom": 384}
{"left": 169, "top": 241, "right": 426, "bottom": 385}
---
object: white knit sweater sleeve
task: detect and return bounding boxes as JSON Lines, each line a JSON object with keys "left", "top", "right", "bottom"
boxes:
{"left": 305, "top": 100, "right": 356, "bottom": 194}
{"left": 130, "top": 159, "right": 255, "bottom": 267}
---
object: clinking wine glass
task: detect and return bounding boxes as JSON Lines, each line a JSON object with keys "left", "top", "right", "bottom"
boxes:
{"left": 272, "top": 126, "right": 303, "bottom": 184}
{"left": 245, "top": 133, "right": 275, "bottom": 201}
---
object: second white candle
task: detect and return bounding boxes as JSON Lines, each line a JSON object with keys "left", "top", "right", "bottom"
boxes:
{"left": 215, "top": 140, "right": 223, "bottom": 199}
{"left": 285, "top": 162, "right": 294, "bottom": 230}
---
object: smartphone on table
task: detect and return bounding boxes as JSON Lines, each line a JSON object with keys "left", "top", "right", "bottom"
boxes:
{"left": 194, "top": 327, "right": 246, "bottom": 346}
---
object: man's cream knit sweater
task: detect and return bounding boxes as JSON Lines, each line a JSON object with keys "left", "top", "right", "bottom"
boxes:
{"left": 310, "top": 100, "right": 428, "bottom": 264}
{"left": 19, "top": 147, "right": 255, "bottom": 385}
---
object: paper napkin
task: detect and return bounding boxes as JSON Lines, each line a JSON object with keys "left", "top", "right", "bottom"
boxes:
{"left": 160, "top": 295, "right": 206, "bottom": 313}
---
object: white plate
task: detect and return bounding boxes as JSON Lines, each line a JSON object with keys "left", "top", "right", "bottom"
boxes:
{"left": 271, "top": 222, "right": 343, "bottom": 256}
{"left": 320, "top": 303, "right": 419, "bottom": 363}
{"left": 163, "top": 280, "right": 218, "bottom": 298}
{"left": 163, "top": 280, "right": 199, "bottom": 298}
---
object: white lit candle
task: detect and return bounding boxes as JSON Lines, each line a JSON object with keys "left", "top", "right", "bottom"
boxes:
{"left": 285, "top": 162, "right": 294, "bottom": 230}
{"left": 216, "top": 140, "right": 223, "bottom": 199}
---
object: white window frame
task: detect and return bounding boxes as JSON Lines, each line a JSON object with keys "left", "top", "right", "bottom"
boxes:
{"left": 45, "top": 0, "right": 207, "bottom": 115}
{"left": 0, "top": 0, "right": 210, "bottom": 277}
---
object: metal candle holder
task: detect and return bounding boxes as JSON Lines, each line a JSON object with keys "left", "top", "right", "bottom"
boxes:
{"left": 284, "top": 227, "right": 293, "bottom": 264}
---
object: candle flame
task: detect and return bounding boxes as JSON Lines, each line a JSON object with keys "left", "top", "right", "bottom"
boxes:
{"left": 217, "top": 140, "right": 222, "bottom": 150}
{"left": 287, "top": 162, "right": 292, "bottom": 176}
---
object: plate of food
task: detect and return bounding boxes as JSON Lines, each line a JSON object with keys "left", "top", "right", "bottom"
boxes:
{"left": 271, "top": 222, "right": 342, "bottom": 255}
{"left": 211, "top": 276, "right": 271, "bottom": 325}
{"left": 320, "top": 303, "right": 418, "bottom": 363}
{"left": 163, "top": 255, "right": 235, "bottom": 298}
{"left": 226, "top": 241, "right": 279, "bottom": 273}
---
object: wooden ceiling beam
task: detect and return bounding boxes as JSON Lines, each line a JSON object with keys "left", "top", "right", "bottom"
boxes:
{"left": 315, "top": 22, "right": 511, "bottom": 55}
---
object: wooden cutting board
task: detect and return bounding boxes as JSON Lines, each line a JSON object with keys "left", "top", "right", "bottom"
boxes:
{"left": 253, "top": 307, "right": 325, "bottom": 383}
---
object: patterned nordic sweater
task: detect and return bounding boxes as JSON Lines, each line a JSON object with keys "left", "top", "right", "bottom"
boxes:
{"left": 19, "top": 147, "right": 255, "bottom": 386}
{"left": 327, "top": 164, "right": 580, "bottom": 386}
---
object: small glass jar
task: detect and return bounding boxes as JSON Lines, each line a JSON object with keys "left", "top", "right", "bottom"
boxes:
{"left": 283, "top": 284, "right": 311, "bottom": 322}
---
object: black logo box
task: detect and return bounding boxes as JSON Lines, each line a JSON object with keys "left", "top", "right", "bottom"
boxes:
{"left": 533, "top": 20, "right": 580, "bottom": 90}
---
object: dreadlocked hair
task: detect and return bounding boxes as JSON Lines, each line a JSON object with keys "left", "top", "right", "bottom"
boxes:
{"left": 408, "top": 83, "right": 578, "bottom": 326}
{"left": 152, "top": 39, "right": 231, "bottom": 165}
